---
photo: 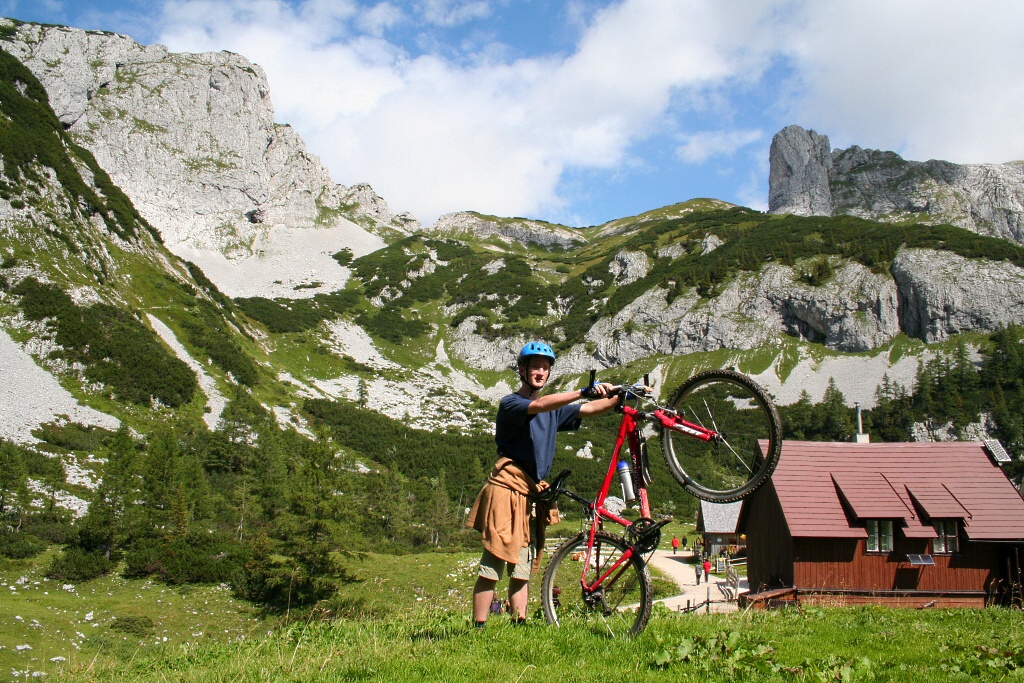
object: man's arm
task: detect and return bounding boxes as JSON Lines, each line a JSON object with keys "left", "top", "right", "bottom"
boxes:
{"left": 578, "top": 393, "right": 618, "bottom": 417}
{"left": 527, "top": 382, "right": 616, "bottom": 415}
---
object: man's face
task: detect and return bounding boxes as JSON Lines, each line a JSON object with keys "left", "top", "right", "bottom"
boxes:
{"left": 521, "top": 357, "right": 551, "bottom": 390}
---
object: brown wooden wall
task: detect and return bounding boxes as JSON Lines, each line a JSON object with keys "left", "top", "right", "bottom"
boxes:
{"left": 792, "top": 536, "right": 999, "bottom": 593}
{"left": 742, "top": 478, "right": 1024, "bottom": 604}
{"left": 741, "top": 480, "right": 794, "bottom": 592}
{"left": 799, "top": 594, "right": 986, "bottom": 608}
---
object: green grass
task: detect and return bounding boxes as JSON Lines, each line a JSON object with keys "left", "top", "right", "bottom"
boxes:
{"left": 6, "top": 544, "right": 1024, "bottom": 681}
{"left": 0, "top": 549, "right": 260, "bottom": 678}
{"left": 37, "top": 603, "right": 1024, "bottom": 682}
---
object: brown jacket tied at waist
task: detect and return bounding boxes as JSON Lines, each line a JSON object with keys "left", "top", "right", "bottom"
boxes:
{"left": 466, "top": 457, "right": 559, "bottom": 572}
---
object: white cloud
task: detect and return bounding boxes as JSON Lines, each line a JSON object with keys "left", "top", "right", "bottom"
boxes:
{"left": 357, "top": 2, "right": 403, "bottom": 35}
{"left": 154, "top": 0, "right": 1024, "bottom": 226}
{"left": 158, "top": 0, "right": 788, "bottom": 224}
{"left": 417, "top": 0, "right": 491, "bottom": 27}
{"left": 779, "top": 1, "right": 1024, "bottom": 164}
{"left": 675, "top": 129, "right": 763, "bottom": 164}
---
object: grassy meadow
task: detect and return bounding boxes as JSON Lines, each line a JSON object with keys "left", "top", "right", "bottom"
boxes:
{"left": 3, "top": 542, "right": 1023, "bottom": 682}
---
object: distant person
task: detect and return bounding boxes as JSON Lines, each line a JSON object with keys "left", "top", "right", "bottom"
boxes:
{"left": 694, "top": 562, "right": 702, "bottom": 584}
{"left": 682, "top": 536, "right": 688, "bottom": 549}
{"left": 703, "top": 558, "right": 712, "bottom": 583}
{"left": 467, "top": 342, "right": 618, "bottom": 627}
{"left": 671, "top": 536, "right": 680, "bottom": 555}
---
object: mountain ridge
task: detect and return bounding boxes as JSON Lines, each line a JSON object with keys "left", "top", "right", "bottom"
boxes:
{"left": 769, "top": 124, "right": 1024, "bottom": 244}
{"left": 2, "top": 18, "right": 1024, "bottom": 455}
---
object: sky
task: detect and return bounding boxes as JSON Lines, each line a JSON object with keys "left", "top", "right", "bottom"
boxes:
{"left": 3, "top": 1, "right": 1023, "bottom": 228}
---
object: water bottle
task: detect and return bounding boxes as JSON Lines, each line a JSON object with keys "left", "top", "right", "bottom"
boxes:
{"left": 617, "top": 460, "right": 636, "bottom": 502}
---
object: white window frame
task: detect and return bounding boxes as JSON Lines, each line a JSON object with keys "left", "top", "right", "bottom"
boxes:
{"left": 932, "top": 520, "right": 959, "bottom": 554}
{"left": 866, "top": 519, "right": 893, "bottom": 553}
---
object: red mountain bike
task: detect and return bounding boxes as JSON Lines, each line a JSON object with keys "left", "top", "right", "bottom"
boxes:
{"left": 539, "top": 369, "right": 781, "bottom": 636}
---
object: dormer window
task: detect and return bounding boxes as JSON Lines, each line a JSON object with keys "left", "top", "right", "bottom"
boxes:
{"left": 866, "top": 520, "right": 893, "bottom": 553}
{"left": 931, "top": 520, "right": 959, "bottom": 554}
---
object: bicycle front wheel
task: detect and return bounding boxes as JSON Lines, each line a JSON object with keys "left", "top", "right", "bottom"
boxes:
{"left": 660, "top": 369, "right": 781, "bottom": 502}
{"left": 541, "top": 531, "right": 652, "bottom": 637}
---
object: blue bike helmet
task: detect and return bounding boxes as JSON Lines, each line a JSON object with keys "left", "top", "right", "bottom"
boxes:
{"left": 517, "top": 341, "right": 556, "bottom": 365}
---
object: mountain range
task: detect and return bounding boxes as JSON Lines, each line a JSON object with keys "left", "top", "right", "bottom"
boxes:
{"left": 2, "top": 15, "right": 1024, "bottom": 470}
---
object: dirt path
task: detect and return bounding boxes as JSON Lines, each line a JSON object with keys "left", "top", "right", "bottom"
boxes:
{"left": 646, "top": 549, "right": 747, "bottom": 614}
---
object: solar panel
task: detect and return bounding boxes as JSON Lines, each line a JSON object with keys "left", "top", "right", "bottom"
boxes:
{"left": 984, "top": 440, "right": 1012, "bottom": 464}
{"left": 906, "top": 554, "right": 935, "bottom": 566}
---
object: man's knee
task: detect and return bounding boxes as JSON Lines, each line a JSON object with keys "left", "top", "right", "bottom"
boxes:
{"left": 474, "top": 575, "right": 498, "bottom": 592}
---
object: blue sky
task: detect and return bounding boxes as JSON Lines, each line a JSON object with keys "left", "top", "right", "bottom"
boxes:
{"left": 3, "top": 1, "right": 1023, "bottom": 228}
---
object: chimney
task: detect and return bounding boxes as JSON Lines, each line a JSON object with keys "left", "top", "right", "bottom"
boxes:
{"left": 854, "top": 402, "right": 870, "bottom": 443}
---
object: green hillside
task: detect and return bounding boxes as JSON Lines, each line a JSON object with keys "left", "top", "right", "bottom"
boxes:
{"left": 2, "top": 39, "right": 1024, "bottom": 675}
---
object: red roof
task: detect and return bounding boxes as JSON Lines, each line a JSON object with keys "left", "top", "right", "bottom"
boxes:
{"left": 764, "top": 440, "right": 1024, "bottom": 541}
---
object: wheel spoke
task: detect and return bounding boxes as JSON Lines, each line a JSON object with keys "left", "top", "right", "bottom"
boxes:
{"left": 542, "top": 532, "right": 652, "bottom": 637}
{"left": 660, "top": 370, "right": 781, "bottom": 502}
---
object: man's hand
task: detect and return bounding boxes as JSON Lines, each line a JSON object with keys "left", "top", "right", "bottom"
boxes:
{"left": 581, "top": 382, "right": 615, "bottom": 399}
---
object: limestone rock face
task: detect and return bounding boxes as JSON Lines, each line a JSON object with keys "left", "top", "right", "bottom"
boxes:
{"left": 891, "top": 249, "right": 1024, "bottom": 342}
{"left": 586, "top": 259, "right": 898, "bottom": 365}
{"left": 1, "top": 20, "right": 411, "bottom": 297}
{"left": 758, "top": 261, "right": 900, "bottom": 351}
{"left": 608, "top": 250, "right": 650, "bottom": 286}
{"left": 426, "top": 212, "right": 586, "bottom": 250}
{"left": 830, "top": 147, "right": 1024, "bottom": 243}
{"left": 768, "top": 124, "right": 1024, "bottom": 245}
{"left": 452, "top": 246, "right": 1024, "bottom": 373}
{"left": 768, "top": 125, "right": 834, "bottom": 216}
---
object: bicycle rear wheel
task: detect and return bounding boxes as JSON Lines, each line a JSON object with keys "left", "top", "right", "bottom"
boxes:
{"left": 541, "top": 531, "right": 652, "bottom": 637}
{"left": 660, "top": 369, "right": 781, "bottom": 502}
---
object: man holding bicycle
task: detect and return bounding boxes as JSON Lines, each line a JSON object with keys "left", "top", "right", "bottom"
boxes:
{"left": 467, "top": 341, "right": 617, "bottom": 627}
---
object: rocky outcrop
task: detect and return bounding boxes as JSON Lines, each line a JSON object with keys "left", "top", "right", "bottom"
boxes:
{"left": 452, "top": 246, "right": 1024, "bottom": 373}
{"left": 587, "top": 259, "right": 898, "bottom": 365}
{"left": 768, "top": 125, "right": 1024, "bottom": 244}
{"left": 768, "top": 125, "right": 834, "bottom": 216}
{"left": 608, "top": 250, "right": 650, "bottom": 286}
{"left": 0, "top": 19, "right": 411, "bottom": 297}
{"left": 892, "top": 249, "right": 1024, "bottom": 342}
{"left": 426, "top": 212, "right": 586, "bottom": 250}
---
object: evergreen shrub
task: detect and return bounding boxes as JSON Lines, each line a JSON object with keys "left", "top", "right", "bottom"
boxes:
{"left": 12, "top": 278, "right": 197, "bottom": 406}
{"left": 46, "top": 546, "right": 114, "bottom": 581}
{"left": 123, "top": 534, "right": 245, "bottom": 585}
{"left": 0, "top": 532, "right": 47, "bottom": 559}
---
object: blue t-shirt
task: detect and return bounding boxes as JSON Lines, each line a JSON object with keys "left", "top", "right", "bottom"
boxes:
{"left": 495, "top": 392, "right": 582, "bottom": 482}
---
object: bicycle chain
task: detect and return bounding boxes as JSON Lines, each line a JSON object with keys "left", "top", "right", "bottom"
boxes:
{"left": 626, "top": 517, "right": 664, "bottom": 554}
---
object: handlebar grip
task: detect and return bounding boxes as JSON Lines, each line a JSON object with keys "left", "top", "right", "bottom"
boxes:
{"left": 580, "top": 370, "right": 599, "bottom": 399}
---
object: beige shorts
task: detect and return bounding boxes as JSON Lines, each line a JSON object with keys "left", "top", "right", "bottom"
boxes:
{"left": 478, "top": 545, "right": 536, "bottom": 581}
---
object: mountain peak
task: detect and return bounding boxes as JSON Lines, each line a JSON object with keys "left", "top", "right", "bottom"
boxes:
{"left": 768, "top": 124, "right": 1024, "bottom": 244}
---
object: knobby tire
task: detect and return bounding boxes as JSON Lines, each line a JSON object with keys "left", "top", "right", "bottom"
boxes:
{"left": 541, "top": 531, "right": 653, "bottom": 637}
{"left": 660, "top": 369, "right": 782, "bottom": 502}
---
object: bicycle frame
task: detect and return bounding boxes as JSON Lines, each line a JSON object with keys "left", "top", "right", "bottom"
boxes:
{"left": 575, "top": 390, "right": 719, "bottom": 595}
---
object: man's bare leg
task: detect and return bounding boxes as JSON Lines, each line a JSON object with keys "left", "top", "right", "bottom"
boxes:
{"left": 508, "top": 578, "right": 529, "bottom": 619}
{"left": 472, "top": 575, "right": 498, "bottom": 623}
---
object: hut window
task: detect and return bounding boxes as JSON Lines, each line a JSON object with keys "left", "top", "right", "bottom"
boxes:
{"left": 931, "top": 520, "right": 959, "bottom": 554}
{"left": 866, "top": 520, "right": 893, "bottom": 553}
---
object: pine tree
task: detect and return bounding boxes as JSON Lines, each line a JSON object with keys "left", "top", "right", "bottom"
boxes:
{"left": 423, "top": 471, "right": 457, "bottom": 547}
{"left": 816, "top": 378, "right": 854, "bottom": 442}
{"left": 0, "top": 440, "right": 28, "bottom": 520}
{"left": 781, "top": 390, "right": 815, "bottom": 440}
{"left": 867, "top": 375, "right": 913, "bottom": 442}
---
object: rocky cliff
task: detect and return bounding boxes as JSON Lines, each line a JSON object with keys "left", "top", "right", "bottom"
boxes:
{"left": 769, "top": 125, "right": 1024, "bottom": 244}
{"left": 425, "top": 211, "right": 586, "bottom": 250}
{"left": 0, "top": 19, "right": 416, "bottom": 298}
